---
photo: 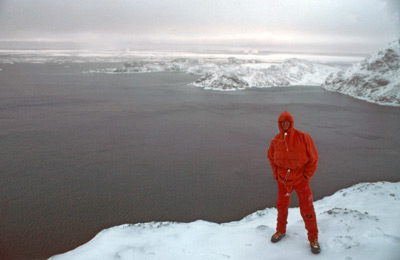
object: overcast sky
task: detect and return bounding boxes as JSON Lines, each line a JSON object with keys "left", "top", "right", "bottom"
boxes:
{"left": 0, "top": 0, "right": 398, "bottom": 53}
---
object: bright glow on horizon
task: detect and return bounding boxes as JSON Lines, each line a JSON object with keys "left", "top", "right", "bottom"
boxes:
{"left": 0, "top": 0, "right": 398, "bottom": 53}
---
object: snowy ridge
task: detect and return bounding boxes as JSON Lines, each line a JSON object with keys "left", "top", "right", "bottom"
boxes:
{"left": 49, "top": 182, "right": 400, "bottom": 260}
{"left": 323, "top": 38, "right": 400, "bottom": 106}
{"left": 85, "top": 58, "right": 217, "bottom": 74}
{"left": 0, "top": 50, "right": 360, "bottom": 91}
{"left": 87, "top": 58, "right": 343, "bottom": 91}
{"left": 192, "top": 58, "right": 342, "bottom": 91}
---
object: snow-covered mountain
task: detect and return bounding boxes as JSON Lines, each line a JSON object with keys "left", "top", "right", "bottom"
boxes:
{"left": 87, "top": 57, "right": 343, "bottom": 91}
{"left": 192, "top": 58, "right": 343, "bottom": 91}
{"left": 323, "top": 38, "right": 400, "bottom": 106}
{"left": 49, "top": 182, "right": 400, "bottom": 260}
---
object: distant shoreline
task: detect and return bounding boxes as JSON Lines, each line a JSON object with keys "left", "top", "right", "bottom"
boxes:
{"left": 0, "top": 49, "right": 366, "bottom": 64}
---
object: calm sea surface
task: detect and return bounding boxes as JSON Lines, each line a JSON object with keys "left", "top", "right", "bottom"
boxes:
{"left": 0, "top": 63, "right": 399, "bottom": 259}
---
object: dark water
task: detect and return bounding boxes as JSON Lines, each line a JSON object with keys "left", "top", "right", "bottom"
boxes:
{"left": 0, "top": 63, "right": 399, "bottom": 259}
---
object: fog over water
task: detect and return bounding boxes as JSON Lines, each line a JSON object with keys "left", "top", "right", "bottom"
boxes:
{"left": 0, "top": 62, "right": 399, "bottom": 259}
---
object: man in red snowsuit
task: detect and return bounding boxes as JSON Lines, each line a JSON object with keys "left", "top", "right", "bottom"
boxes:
{"left": 267, "top": 111, "right": 320, "bottom": 254}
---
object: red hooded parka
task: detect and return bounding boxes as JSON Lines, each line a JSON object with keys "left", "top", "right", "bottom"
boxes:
{"left": 267, "top": 111, "right": 318, "bottom": 193}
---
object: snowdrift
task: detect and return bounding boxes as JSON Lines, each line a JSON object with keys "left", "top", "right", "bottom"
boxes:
{"left": 49, "top": 182, "right": 400, "bottom": 260}
{"left": 323, "top": 38, "right": 400, "bottom": 106}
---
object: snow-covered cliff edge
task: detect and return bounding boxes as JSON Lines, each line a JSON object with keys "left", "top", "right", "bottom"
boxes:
{"left": 323, "top": 38, "right": 400, "bottom": 106}
{"left": 49, "top": 182, "right": 400, "bottom": 260}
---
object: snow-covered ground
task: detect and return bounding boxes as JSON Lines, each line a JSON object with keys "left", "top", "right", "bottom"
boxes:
{"left": 323, "top": 38, "right": 400, "bottom": 106}
{"left": 49, "top": 181, "right": 400, "bottom": 260}
{"left": 191, "top": 58, "right": 344, "bottom": 91}
{"left": 85, "top": 57, "right": 347, "bottom": 91}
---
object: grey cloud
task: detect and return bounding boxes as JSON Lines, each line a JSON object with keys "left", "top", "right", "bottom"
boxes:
{"left": 0, "top": 0, "right": 398, "bottom": 52}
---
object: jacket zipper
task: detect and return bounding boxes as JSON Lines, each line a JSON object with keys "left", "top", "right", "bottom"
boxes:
{"left": 284, "top": 132, "right": 289, "bottom": 152}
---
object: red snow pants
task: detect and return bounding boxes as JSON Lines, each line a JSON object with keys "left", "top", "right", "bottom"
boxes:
{"left": 276, "top": 179, "right": 318, "bottom": 241}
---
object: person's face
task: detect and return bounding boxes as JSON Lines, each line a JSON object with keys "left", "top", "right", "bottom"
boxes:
{"left": 281, "top": 120, "right": 291, "bottom": 131}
